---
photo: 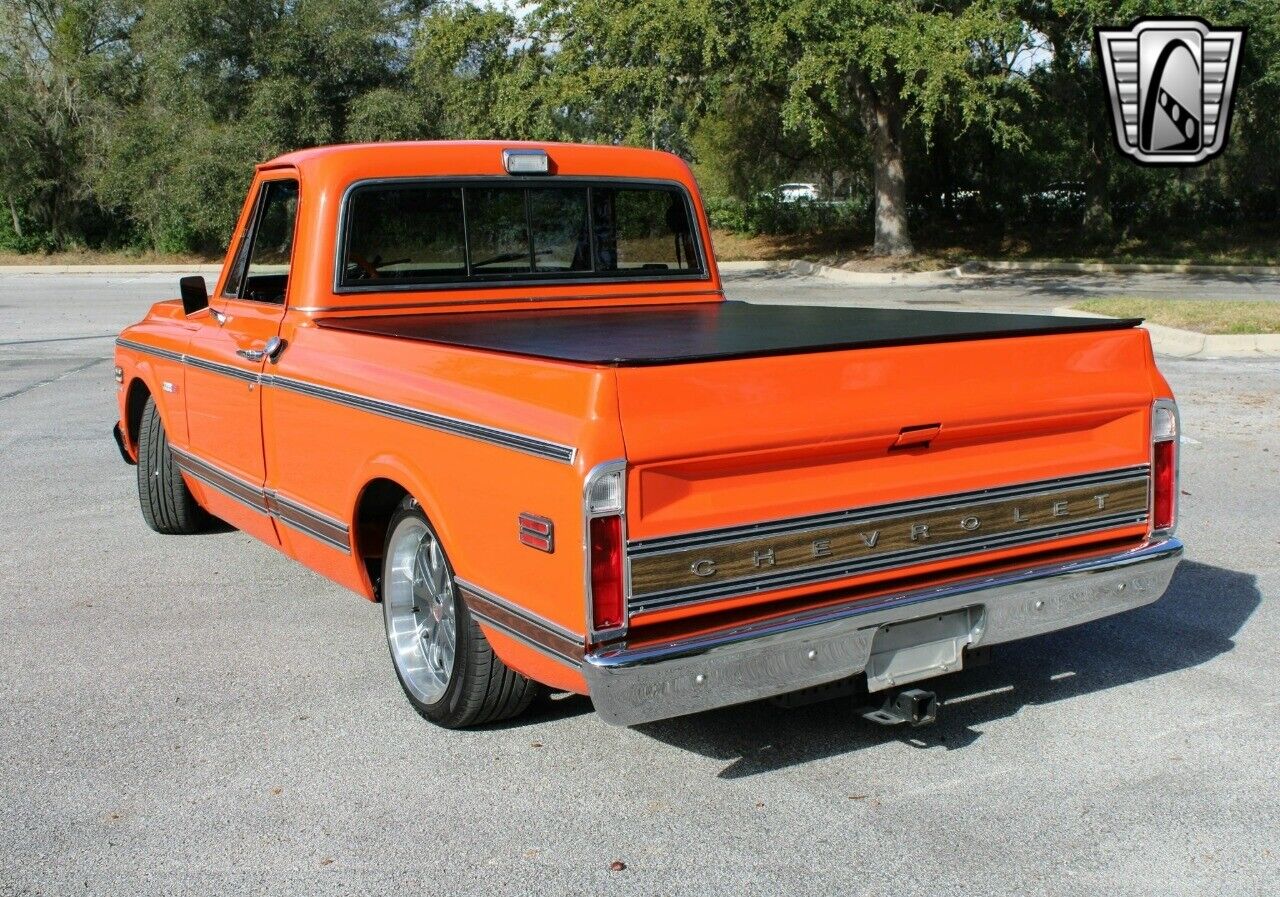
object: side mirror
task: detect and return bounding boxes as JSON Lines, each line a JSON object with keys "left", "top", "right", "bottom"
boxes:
{"left": 180, "top": 276, "right": 209, "bottom": 316}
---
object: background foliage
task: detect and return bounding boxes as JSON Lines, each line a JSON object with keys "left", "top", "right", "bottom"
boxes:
{"left": 2, "top": 0, "right": 1277, "bottom": 256}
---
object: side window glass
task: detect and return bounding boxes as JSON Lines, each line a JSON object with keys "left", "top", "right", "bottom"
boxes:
{"left": 221, "top": 191, "right": 259, "bottom": 298}
{"left": 240, "top": 180, "right": 299, "bottom": 303}
{"left": 224, "top": 180, "right": 298, "bottom": 304}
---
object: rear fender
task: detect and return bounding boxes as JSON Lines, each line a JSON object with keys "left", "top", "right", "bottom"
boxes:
{"left": 347, "top": 453, "right": 453, "bottom": 601}
{"left": 348, "top": 453, "right": 588, "bottom": 692}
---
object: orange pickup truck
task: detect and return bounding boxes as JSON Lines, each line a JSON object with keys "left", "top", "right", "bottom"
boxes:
{"left": 113, "top": 141, "right": 1182, "bottom": 729}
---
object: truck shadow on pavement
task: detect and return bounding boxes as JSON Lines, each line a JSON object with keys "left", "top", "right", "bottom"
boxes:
{"left": 631, "top": 560, "right": 1260, "bottom": 779}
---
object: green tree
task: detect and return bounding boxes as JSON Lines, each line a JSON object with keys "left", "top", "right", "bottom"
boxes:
{"left": 690, "top": 86, "right": 861, "bottom": 201}
{"left": 0, "top": 0, "right": 136, "bottom": 248}
{"left": 774, "top": 0, "right": 1031, "bottom": 253}
{"left": 2, "top": 0, "right": 1278, "bottom": 256}
{"left": 532, "top": 0, "right": 1031, "bottom": 254}
{"left": 408, "top": 3, "right": 532, "bottom": 138}
{"left": 95, "top": 0, "right": 430, "bottom": 250}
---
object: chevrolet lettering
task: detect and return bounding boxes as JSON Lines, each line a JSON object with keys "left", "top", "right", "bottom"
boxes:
{"left": 692, "top": 493, "right": 1117, "bottom": 580}
{"left": 113, "top": 141, "right": 1182, "bottom": 729}
{"left": 628, "top": 470, "right": 1150, "bottom": 609}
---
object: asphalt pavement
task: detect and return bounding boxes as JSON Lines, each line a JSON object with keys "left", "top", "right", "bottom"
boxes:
{"left": 1, "top": 271, "right": 1277, "bottom": 896}
{"left": 722, "top": 264, "right": 1280, "bottom": 313}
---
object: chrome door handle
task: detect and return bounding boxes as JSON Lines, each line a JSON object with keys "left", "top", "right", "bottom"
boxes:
{"left": 235, "top": 336, "right": 285, "bottom": 364}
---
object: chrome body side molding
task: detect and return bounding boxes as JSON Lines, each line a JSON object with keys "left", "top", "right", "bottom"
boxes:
{"left": 183, "top": 353, "right": 260, "bottom": 384}
{"left": 115, "top": 337, "right": 184, "bottom": 364}
{"left": 169, "top": 447, "right": 351, "bottom": 554}
{"left": 115, "top": 337, "right": 576, "bottom": 464}
{"left": 454, "top": 578, "right": 584, "bottom": 667}
{"left": 583, "top": 537, "right": 1183, "bottom": 726}
{"left": 261, "top": 374, "right": 576, "bottom": 463}
{"left": 264, "top": 490, "right": 352, "bottom": 552}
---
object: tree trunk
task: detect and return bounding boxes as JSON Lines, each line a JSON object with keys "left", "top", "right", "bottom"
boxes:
{"left": 851, "top": 71, "right": 913, "bottom": 255}
{"left": 870, "top": 117, "right": 913, "bottom": 254}
{"left": 1082, "top": 111, "right": 1114, "bottom": 242}
{"left": 1082, "top": 152, "right": 1112, "bottom": 241}
{"left": 7, "top": 198, "right": 21, "bottom": 238}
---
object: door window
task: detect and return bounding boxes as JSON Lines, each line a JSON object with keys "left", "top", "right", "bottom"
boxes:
{"left": 223, "top": 179, "right": 299, "bottom": 304}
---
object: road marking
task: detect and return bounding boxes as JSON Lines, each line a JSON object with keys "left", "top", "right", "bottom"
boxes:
{"left": 0, "top": 358, "right": 107, "bottom": 402}
{"left": 0, "top": 333, "right": 116, "bottom": 347}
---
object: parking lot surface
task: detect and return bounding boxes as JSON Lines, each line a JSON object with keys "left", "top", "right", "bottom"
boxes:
{"left": 1, "top": 272, "right": 1277, "bottom": 896}
{"left": 723, "top": 265, "right": 1280, "bottom": 313}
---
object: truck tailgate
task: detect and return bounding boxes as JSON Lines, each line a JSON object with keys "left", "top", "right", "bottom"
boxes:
{"left": 614, "top": 324, "right": 1158, "bottom": 623}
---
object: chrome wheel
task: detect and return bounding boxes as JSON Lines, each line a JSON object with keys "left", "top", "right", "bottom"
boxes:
{"left": 383, "top": 515, "right": 458, "bottom": 705}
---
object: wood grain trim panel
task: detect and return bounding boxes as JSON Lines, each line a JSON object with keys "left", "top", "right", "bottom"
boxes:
{"left": 630, "top": 475, "right": 1149, "bottom": 601}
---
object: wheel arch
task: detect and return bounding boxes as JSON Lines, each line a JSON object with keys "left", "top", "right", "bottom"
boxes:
{"left": 352, "top": 477, "right": 410, "bottom": 599}
{"left": 123, "top": 376, "right": 153, "bottom": 458}
{"left": 349, "top": 460, "right": 453, "bottom": 602}
{"left": 348, "top": 462, "right": 574, "bottom": 699}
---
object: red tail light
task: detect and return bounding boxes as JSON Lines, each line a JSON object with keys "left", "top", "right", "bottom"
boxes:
{"left": 1152, "top": 439, "right": 1175, "bottom": 531}
{"left": 590, "top": 515, "right": 624, "bottom": 633}
{"left": 1151, "top": 399, "right": 1178, "bottom": 533}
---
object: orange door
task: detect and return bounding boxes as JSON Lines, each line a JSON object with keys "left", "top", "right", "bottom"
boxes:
{"left": 183, "top": 177, "right": 299, "bottom": 545}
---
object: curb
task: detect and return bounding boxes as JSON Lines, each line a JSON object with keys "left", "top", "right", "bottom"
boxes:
{"left": 718, "top": 259, "right": 960, "bottom": 283}
{"left": 1053, "top": 306, "right": 1280, "bottom": 358}
{"left": 716, "top": 260, "right": 785, "bottom": 273}
{"left": 962, "top": 259, "right": 1280, "bottom": 277}
{"left": 722, "top": 258, "right": 1280, "bottom": 280}
{"left": 0, "top": 264, "right": 222, "bottom": 275}
{"left": 787, "top": 259, "right": 961, "bottom": 284}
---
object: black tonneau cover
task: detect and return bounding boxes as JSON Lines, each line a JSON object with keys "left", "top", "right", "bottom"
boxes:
{"left": 317, "top": 301, "right": 1141, "bottom": 366}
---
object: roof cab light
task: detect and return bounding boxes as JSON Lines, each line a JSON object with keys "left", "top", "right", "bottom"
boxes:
{"left": 1151, "top": 399, "right": 1179, "bottom": 535}
{"left": 502, "top": 148, "right": 550, "bottom": 175}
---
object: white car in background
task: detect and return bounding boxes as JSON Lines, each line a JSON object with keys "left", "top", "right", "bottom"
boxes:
{"left": 777, "top": 182, "right": 820, "bottom": 202}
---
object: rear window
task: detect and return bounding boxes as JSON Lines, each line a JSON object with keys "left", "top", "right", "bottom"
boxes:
{"left": 339, "top": 180, "right": 703, "bottom": 289}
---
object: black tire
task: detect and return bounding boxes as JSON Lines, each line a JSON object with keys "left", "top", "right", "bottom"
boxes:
{"left": 382, "top": 501, "right": 540, "bottom": 728}
{"left": 136, "top": 396, "right": 209, "bottom": 535}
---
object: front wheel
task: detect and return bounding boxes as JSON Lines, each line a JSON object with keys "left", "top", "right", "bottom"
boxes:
{"left": 381, "top": 501, "right": 539, "bottom": 727}
{"left": 136, "top": 396, "right": 208, "bottom": 535}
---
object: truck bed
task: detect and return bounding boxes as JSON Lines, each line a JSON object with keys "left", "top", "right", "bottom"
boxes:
{"left": 316, "top": 302, "right": 1141, "bottom": 366}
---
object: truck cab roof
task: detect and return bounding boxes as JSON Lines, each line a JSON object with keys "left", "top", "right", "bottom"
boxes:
{"left": 228, "top": 140, "right": 722, "bottom": 316}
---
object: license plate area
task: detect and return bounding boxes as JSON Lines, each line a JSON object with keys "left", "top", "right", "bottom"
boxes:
{"left": 864, "top": 607, "right": 983, "bottom": 692}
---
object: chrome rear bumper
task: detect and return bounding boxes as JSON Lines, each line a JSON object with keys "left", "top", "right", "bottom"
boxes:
{"left": 583, "top": 537, "right": 1183, "bottom": 726}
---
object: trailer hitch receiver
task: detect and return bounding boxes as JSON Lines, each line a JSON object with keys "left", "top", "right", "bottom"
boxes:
{"left": 862, "top": 688, "right": 938, "bottom": 727}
